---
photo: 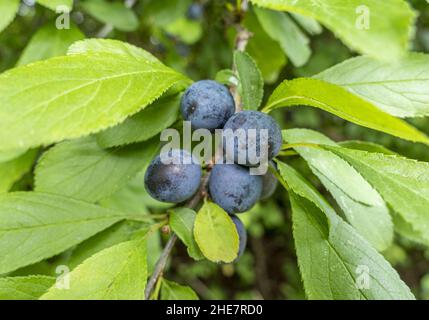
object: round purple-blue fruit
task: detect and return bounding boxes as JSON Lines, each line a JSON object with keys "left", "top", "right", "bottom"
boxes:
{"left": 180, "top": 80, "right": 235, "bottom": 131}
{"left": 144, "top": 149, "right": 201, "bottom": 203}
{"left": 209, "top": 163, "right": 262, "bottom": 214}
{"left": 222, "top": 110, "right": 282, "bottom": 166}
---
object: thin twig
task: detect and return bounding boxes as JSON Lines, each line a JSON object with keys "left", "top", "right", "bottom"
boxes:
{"left": 144, "top": 233, "right": 177, "bottom": 299}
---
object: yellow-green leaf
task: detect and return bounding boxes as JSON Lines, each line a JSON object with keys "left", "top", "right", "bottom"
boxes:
{"left": 194, "top": 201, "right": 239, "bottom": 263}
{"left": 41, "top": 239, "right": 147, "bottom": 300}
{"left": 264, "top": 78, "right": 429, "bottom": 145}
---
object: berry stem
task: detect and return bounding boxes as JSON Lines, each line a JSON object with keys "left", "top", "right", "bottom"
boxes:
{"left": 231, "top": 0, "right": 252, "bottom": 112}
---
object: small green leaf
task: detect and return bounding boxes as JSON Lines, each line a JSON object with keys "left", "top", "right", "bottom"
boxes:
{"left": 0, "top": 276, "right": 55, "bottom": 300}
{"left": 215, "top": 69, "right": 237, "bottom": 86}
{"left": 81, "top": 0, "right": 139, "bottom": 32}
{"left": 35, "top": 136, "right": 159, "bottom": 203}
{"left": 0, "top": 40, "right": 187, "bottom": 151}
{"left": 17, "top": 24, "right": 84, "bottom": 66}
{"left": 97, "top": 94, "right": 180, "bottom": 148}
{"left": 250, "top": 0, "right": 415, "bottom": 61}
{"left": 324, "top": 146, "right": 429, "bottom": 247}
{"left": 234, "top": 51, "right": 264, "bottom": 110}
{"left": 264, "top": 78, "right": 429, "bottom": 145}
{"left": 194, "top": 201, "right": 239, "bottom": 263}
{"left": 0, "top": 0, "right": 19, "bottom": 33}
{"left": 161, "top": 279, "right": 199, "bottom": 300}
{"left": 0, "top": 192, "right": 129, "bottom": 274}
{"left": 41, "top": 238, "right": 147, "bottom": 300}
{"left": 277, "top": 162, "right": 414, "bottom": 300}
{"left": 283, "top": 129, "right": 393, "bottom": 251}
{"left": 243, "top": 10, "right": 287, "bottom": 84}
{"left": 0, "top": 149, "right": 38, "bottom": 193}
{"left": 316, "top": 53, "right": 429, "bottom": 118}
{"left": 254, "top": 7, "right": 311, "bottom": 67}
{"left": 170, "top": 208, "right": 204, "bottom": 261}
{"left": 37, "top": 0, "right": 73, "bottom": 11}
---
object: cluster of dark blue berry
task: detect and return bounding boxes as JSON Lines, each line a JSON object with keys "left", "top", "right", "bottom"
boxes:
{"left": 145, "top": 80, "right": 282, "bottom": 260}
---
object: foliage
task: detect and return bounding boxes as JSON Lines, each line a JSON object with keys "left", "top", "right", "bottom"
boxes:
{"left": 0, "top": 0, "right": 429, "bottom": 301}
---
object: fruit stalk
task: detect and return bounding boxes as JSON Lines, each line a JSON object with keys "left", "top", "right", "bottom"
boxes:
{"left": 231, "top": 0, "right": 252, "bottom": 112}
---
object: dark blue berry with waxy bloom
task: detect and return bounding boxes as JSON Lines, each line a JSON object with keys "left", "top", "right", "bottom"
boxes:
{"left": 144, "top": 149, "right": 201, "bottom": 203}
{"left": 231, "top": 215, "right": 247, "bottom": 261}
{"left": 209, "top": 163, "right": 262, "bottom": 214}
{"left": 181, "top": 80, "right": 235, "bottom": 131}
{"left": 222, "top": 110, "right": 282, "bottom": 166}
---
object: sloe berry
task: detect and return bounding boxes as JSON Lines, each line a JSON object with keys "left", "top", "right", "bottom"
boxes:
{"left": 181, "top": 80, "right": 235, "bottom": 131}
{"left": 144, "top": 149, "right": 201, "bottom": 203}
{"left": 209, "top": 163, "right": 262, "bottom": 214}
{"left": 223, "top": 110, "right": 282, "bottom": 166}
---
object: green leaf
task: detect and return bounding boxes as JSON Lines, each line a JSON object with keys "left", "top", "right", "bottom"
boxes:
{"left": 0, "top": 41, "right": 187, "bottom": 151}
{"left": 163, "top": 18, "right": 203, "bottom": 45}
{"left": 67, "top": 221, "right": 148, "bottom": 269}
{"left": 254, "top": 7, "right": 311, "bottom": 67}
{"left": 81, "top": 0, "right": 139, "bottom": 32}
{"left": 41, "top": 238, "right": 147, "bottom": 300}
{"left": 0, "top": 0, "right": 19, "bottom": 33}
{"left": 264, "top": 78, "right": 429, "bottom": 145}
{"left": 0, "top": 276, "right": 55, "bottom": 300}
{"left": 339, "top": 140, "right": 397, "bottom": 155}
{"left": 0, "top": 149, "right": 38, "bottom": 193}
{"left": 283, "top": 129, "right": 393, "bottom": 251}
{"left": 234, "top": 51, "right": 263, "bottom": 110}
{"left": 250, "top": 0, "right": 415, "bottom": 61}
{"left": 243, "top": 10, "right": 287, "bottom": 84}
{"left": 17, "top": 24, "right": 84, "bottom": 66}
{"left": 290, "top": 192, "right": 414, "bottom": 300}
{"left": 161, "top": 279, "right": 199, "bottom": 300}
{"left": 0, "top": 192, "right": 129, "bottom": 274}
{"left": 215, "top": 69, "right": 237, "bottom": 86}
{"left": 99, "top": 171, "right": 151, "bottom": 215}
{"left": 67, "top": 39, "right": 158, "bottom": 63}
{"left": 170, "top": 208, "right": 204, "bottom": 261}
{"left": 324, "top": 146, "right": 429, "bottom": 247}
{"left": 97, "top": 94, "right": 180, "bottom": 148}
{"left": 316, "top": 53, "right": 429, "bottom": 118}
{"left": 194, "top": 201, "right": 239, "bottom": 263}
{"left": 37, "top": 0, "right": 73, "bottom": 11}
{"left": 0, "top": 148, "right": 28, "bottom": 162}
{"left": 391, "top": 211, "right": 429, "bottom": 247}
{"left": 290, "top": 13, "right": 322, "bottom": 35}
{"left": 34, "top": 136, "right": 159, "bottom": 203}
{"left": 276, "top": 162, "right": 414, "bottom": 299}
